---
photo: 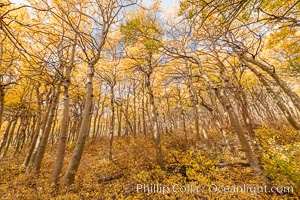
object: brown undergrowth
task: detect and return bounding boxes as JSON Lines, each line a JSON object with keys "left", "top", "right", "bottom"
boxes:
{"left": 0, "top": 126, "right": 299, "bottom": 199}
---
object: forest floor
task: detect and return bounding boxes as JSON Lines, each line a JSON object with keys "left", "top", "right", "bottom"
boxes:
{"left": 0, "top": 126, "right": 299, "bottom": 199}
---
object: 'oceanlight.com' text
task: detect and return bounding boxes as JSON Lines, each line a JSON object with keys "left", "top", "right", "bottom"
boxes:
{"left": 135, "top": 184, "right": 294, "bottom": 195}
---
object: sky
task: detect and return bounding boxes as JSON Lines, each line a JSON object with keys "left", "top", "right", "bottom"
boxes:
{"left": 10, "top": 0, "right": 24, "bottom": 4}
{"left": 10, "top": 0, "right": 179, "bottom": 11}
{"left": 10, "top": 0, "right": 180, "bottom": 21}
{"left": 160, "top": 0, "right": 179, "bottom": 11}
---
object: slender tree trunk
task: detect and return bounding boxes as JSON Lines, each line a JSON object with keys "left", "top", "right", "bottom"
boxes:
{"left": 1, "top": 117, "right": 18, "bottom": 158}
{"left": 162, "top": 112, "right": 169, "bottom": 135}
{"left": 195, "top": 59, "right": 271, "bottom": 185}
{"left": 216, "top": 88, "right": 271, "bottom": 185}
{"left": 63, "top": 61, "right": 95, "bottom": 186}
{"left": 16, "top": 114, "right": 30, "bottom": 154}
{"left": 52, "top": 37, "right": 76, "bottom": 184}
{"left": 187, "top": 79, "right": 201, "bottom": 143}
{"left": 0, "top": 38, "right": 3, "bottom": 130}
{"left": 124, "top": 91, "right": 131, "bottom": 135}
{"left": 142, "top": 78, "right": 147, "bottom": 139}
{"left": 182, "top": 113, "right": 188, "bottom": 143}
{"left": 52, "top": 80, "right": 70, "bottom": 180}
{"left": 145, "top": 73, "right": 164, "bottom": 169}
{"left": 117, "top": 104, "right": 122, "bottom": 137}
{"left": 0, "top": 118, "right": 13, "bottom": 155}
{"left": 74, "top": 115, "right": 82, "bottom": 141}
{"left": 92, "top": 103, "right": 99, "bottom": 142}
{"left": 231, "top": 88, "right": 261, "bottom": 151}
{"left": 13, "top": 114, "right": 23, "bottom": 149}
{"left": 95, "top": 100, "right": 105, "bottom": 139}
{"left": 0, "top": 86, "right": 4, "bottom": 130}
{"left": 241, "top": 56, "right": 300, "bottom": 112}
{"left": 239, "top": 90, "right": 255, "bottom": 138}
{"left": 120, "top": 106, "right": 134, "bottom": 134}
{"left": 68, "top": 119, "right": 77, "bottom": 142}
{"left": 138, "top": 112, "right": 141, "bottom": 135}
{"left": 108, "top": 84, "right": 115, "bottom": 161}
{"left": 28, "top": 115, "right": 37, "bottom": 147}
{"left": 30, "top": 84, "right": 61, "bottom": 173}
{"left": 133, "top": 82, "right": 137, "bottom": 137}
{"left": 96, "top": 110, "right": 104, "bottom": 137}
{"left": 244, "top": 62, "right": 300, "bottom": 130}
{"left": 50, "top": 106, "right": 59, "bottom": 143}
{"left": 164, "top": 90, "right": 171, "bottom": 128}
{"left": 23, "top": 97, "right": 41, "bottom": 167}
{"left": 28, "top": 87, "right": 54, "bottom": 166}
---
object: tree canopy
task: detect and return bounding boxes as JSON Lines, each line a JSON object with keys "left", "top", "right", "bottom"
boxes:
{"left": 0, "top": 0, "right": 299, "bottom": 199}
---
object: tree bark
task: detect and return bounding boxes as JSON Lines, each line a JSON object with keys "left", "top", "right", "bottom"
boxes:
{"left": 244, "top": 62, "right": 300, "bottom": 130}
{"left": 117, "top": 104, "right": 122, "bottom": 137}
{"left": 241, "top": 56, "right": 300, "bottom": 112}
{"left": 0, "top": 116, "right": 18, "bottom": 159}
{"left": 194, "top": 59, "right": 271, "bottom": 185}
{"left": 63, "top": 61, "right": 95, "bottom": 186}
{"left": 30, "top": 84, "right": 61, "bottom": 173}
{"left": 215, "top": 88, "right": 271, "bottom": 184}
{"left": 133, "top": 81, "right": 137, "bottom": 137}
{"left": 0, "top": 117, "right": 13, "bottom": 155}
{"left": 0, "top": 86, "right": 4, "bottom": 130}
{"left": 52, "top": 37, "right": 76, "bottom": 184}
{"left": 145, "top": 73, "right": 164, "bottom": 169}
{"left": 108, "top": 83, "right": 115, "bottom": 161}
{"left": 142, "top": 77, "right": 147, "bottom": 139}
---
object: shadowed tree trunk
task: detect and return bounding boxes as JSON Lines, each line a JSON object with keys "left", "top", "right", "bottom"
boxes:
{"left": 133, "top": 81, "right": 137, "bottom": 137}
{"left": 63, "top": 60, "right": 96, "bottom": 186}
{"left": 142, "top": 77, "right": 147, "bottom": 139}
{"left": 108, "top": 82, "right": 116, "bottom": 161}
{"left": 117, "top": 103, "right": 123, "bottom": 137}
{"left": 0, "top": 86, "right": 4, "bottom": 130}
{"left": 187, "top": 79, "right": 201, "bottom": 143}
{"left": 0, "top": 117, "right": 13, "bottom": 155}
{"left": 239, "top": 55, "right": 300, "bottom": 112}
{"left": 215, "top": 88, "right": 271, "bottom": 186}
{"left": 26, "top": 89, "right": 53, "bottom": 172}
{"left": 52, "top": 36, "right": 76, "bottom": 185}
{"left": 243, "top": 61, "right": 300, "bottom": 131}
{"left": 30, "top": 84, "right": 61, "bottom": 174}
{"left": 145, "top": 72, "right": 164, "bottom": 169}
{"left": 193, "top": 58, "right": 271, "bottom": 186}
{"left": 0, "top": 117, "right": 18, "bottom": 159}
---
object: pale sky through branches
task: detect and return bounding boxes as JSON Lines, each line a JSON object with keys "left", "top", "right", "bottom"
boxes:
{"left": 10, "top": 0, "right": 179, "bottom": 11}
{"left": 10, "top": 0, "right": 180, "bottom": 21}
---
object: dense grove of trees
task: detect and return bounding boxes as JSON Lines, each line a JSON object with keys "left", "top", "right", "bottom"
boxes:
{"left": 0, "top": 0, "right": 299, "bottom": 198}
